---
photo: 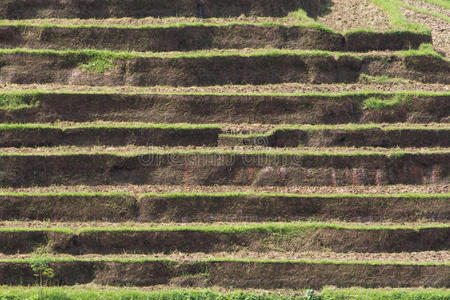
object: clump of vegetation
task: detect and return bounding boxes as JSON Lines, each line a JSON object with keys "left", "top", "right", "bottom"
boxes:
{"left": 363, "top": 94, "right": 412, "bottom": 110}
{"left": 401, "top": 43, "right": 443, "bottom": 59}
{"left": 79, "top": 55, "right": 115, "bottom": 73}
{"left": 29, "top": 248, "right": 55, "bottom": 287}
{"left": 0, "top": 93, "right": 37, "bottom": 109}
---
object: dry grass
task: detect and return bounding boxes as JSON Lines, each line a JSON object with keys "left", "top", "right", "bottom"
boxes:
{"left": 0, "top": 145, "right": 448, "bottom": 154}
{"left": 0, "top": 184, "right": 448, "bottom": 195}
{"left": 0, "top": 251, "right": 448, "bottom": 263}
{"left": 0, "top": 83, "right": 448, "bottom": 95}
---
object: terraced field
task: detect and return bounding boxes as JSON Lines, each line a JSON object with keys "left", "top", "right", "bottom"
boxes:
{"left": 0, "top": 0, "right": 448, "bottom": 299}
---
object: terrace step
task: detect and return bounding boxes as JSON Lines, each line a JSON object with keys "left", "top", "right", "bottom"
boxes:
{"left": 218, "top": 125, "right": 450, "bottom": 148}
{"left": 0, "top": 223, "right": 448, "bottom": 254}
{"left": 0, "top": 191, "right": 448, "bottom": 223}
{"left": 0, "top": 149, "right": 447, "bottom": 187}
{"left": 1, "top": 91, "right": 448, "bottom": 124}
{"left": 0, "top": 50, "right": 448, "bottom": 86}
{"left": 0, "top": 124, "right": 222, "bottom": 147}
{"left": 0, "top": 255, "right": 448, "bottom": 288}
{"left": 0, "top": 124, "right": 448, "bottom": 148}
{"left": 0, "top": 0, "right": 325, "bottom": 18}
{"left": 0, "top": 22, "right": 431, "bottom": 52}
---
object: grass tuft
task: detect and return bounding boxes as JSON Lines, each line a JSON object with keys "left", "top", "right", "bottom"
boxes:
{"left": 363, "top": 94, "right": 412, "bottom": 110}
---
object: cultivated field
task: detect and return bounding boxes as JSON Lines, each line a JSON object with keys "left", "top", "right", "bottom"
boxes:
{"left": 0, "top": 0, "right": 448, "bottom": 299}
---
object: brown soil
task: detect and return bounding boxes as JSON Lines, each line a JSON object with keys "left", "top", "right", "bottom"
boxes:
{"left": 8, "top": 184, "right": 449, "bottom": 226}
{"left": 0, "top": 227, "right": 449, "bottom": 254}
{"left": 0, "top": 53, "right": 448, "bottom": 87}
{"left": 317, "top": 0, "right": 392, "bottom": 32}
{"left": 401, "top": 7, "right": 450, "bottom": 57}
{"left": 219, "top": 128, "right": 450, "bottom": 148}
{"left": 0, "top": 127, "right": 221, "bottom": 147}
{"left": 0, "top": 256, "right": 447, "bottom": 288}
{"left": 4, "top": 226, "right": 447, "bottom": 254}
{"left": 0, "top": 17, "right": 312, "bottom": 27}
{"left": 138, "top": 193, "right": 450, "bottom": 223}
{"left": 2, "top": 93, "right": 448, "bottom": 124}
{"left": 1, "top": 126, "right": 449, "bottom": 148}
{"left": 0, "top": 24, "right": 430, "bottom": 52}
{"left": 0, "top": 151, "right": 447, "bottom": 187}
{"left": 0, "top": 25, "right": 345, "bottom": 52}
{"left": 0, "top": 0, "right": 326, "bottom": 18}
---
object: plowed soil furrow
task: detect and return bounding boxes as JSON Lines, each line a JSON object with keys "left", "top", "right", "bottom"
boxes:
{"left": 317, "top": 0, "right": 392, "bottom": 32}
{"left": 402, "top": 0, "right": 450, "bottom": 17}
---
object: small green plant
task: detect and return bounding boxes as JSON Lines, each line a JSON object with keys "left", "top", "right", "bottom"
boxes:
{"left": 79, "top": 56, "right": 115, "bottom": 73}
{"left": 305, "top": 289, "right": 319, "bottom": 300}
{"left": 29, "top": 249, "right": 55, "bottom": 287}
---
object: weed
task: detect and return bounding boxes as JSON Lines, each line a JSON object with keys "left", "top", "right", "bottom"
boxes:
{"left": 79, "top": 56, "right": 115, "bottom": 73}
{"left": 29, "top": 249, "right": 55, "bottom": 287}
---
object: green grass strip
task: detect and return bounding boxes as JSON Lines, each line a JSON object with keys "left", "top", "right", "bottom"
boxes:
{"left": 0, "top": 47, "right": 445, "bottom": 60}
{"left": 420, "top": 0, "right": 450, "bottom": 10}
{"left": 0, "top": 257, "right": 448, "bottom": 266}
{"left": 0, "top": 221, "right": 448, "bottom": 234}
{"left": 220, "top": 124, "right": 450, "bottom": 139}
{"left": 0, "top": 123, "right": 448, "bottom": 132}
{"left": 0, "top": 123, "right": 221, "bottom": 130}
{"left": 369, "top": 0, "right": 431, "bottom": 32}
{"left": 0, "top": 287, "right": 449, "bottom": 300}
{"left": 398, "top": 0, "right": 450, "bottom": 22}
